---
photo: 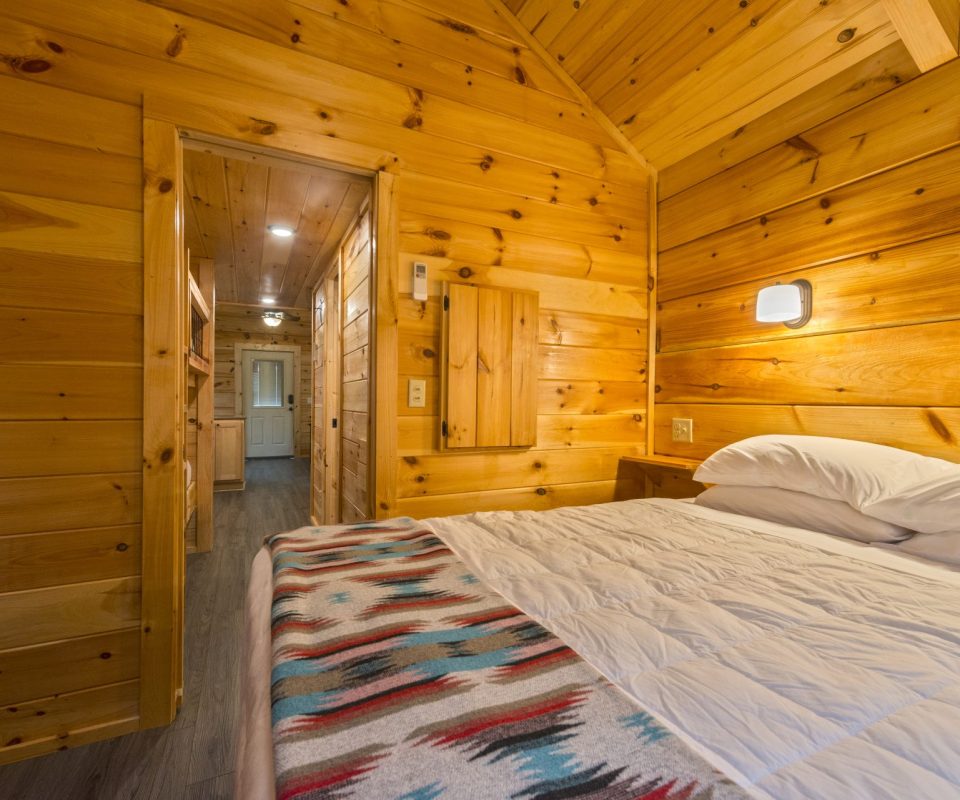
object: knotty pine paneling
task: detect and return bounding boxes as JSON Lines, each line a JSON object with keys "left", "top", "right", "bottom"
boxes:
{"left": 655, "top": 62, "right": 960, "bottom": 463}
{"left": 0, "top": 0, "right": 648, "bottom": 761}
{"left": 0, "top": 72, "right": 145, "bottom": 765}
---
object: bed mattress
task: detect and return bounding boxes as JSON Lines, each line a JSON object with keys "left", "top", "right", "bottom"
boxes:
{"left": 237, "top": 498, "right": 960, "bottom": 799}
{"left": 426, "top": 499, "right": 960, "bottom": 800}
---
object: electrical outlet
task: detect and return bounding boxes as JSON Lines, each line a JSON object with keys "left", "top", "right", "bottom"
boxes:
{"left": 671, "top": 418, "right": 693, "bottom": 443}
{"left": 407, "top": 378, "right": 426, "bottom": 408}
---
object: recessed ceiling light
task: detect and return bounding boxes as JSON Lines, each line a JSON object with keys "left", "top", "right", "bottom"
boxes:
{"left": 268, "top": 225, "right": 294, "bottom": 238}
{"left": 261, "top": 296, "right": 276, "bottom": 305}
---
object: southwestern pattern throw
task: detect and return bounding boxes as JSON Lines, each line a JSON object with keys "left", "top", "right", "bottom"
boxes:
{"left": 268, "top": 518, "right": 748, "bottom": 800}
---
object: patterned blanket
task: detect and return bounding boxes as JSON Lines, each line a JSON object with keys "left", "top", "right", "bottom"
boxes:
{"left": 268, "top": 518, "right": 748, "bottom": 800}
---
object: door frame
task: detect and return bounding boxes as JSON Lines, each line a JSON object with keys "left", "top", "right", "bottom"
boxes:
{"left": 141, "top": 103, "right": 398, "bottom": 728}
{"left": 312, "top": 264, "right": 342, "bottom": 525}
{"left": 235, "top": 343, "right": 301, "bottom": 457}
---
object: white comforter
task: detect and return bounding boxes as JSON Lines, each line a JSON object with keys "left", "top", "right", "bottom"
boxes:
{"left": 425, "top": 499, "right": 960, "bottom": 800}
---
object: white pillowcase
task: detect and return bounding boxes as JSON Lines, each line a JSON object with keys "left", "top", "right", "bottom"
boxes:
{"left": 896, "top": 533, "right": 960, "bottom": 566}
{"left": 695, "top": 484, "right": 913, "bottom": 544}
{"left": 693, "top": 435, "right": 960, "bottom": 534}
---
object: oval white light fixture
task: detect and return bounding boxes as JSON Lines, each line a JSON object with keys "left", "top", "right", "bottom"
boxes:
{"left": 262, "top": 311, "right": 283, "bottom": 327}
{"left": 260, "top": 296, "right": 276, "bottom": 305}
{"left": 268, "top": 225, "right": 294, "bottom": 238}
{"left": 756, "top": 279, "right": 812, "bottom": 328}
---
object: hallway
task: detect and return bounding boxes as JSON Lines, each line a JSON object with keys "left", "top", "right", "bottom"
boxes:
{"left": 1, "top": 458, "right": 311, "bottom": 800}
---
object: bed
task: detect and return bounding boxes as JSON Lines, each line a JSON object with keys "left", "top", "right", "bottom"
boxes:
{"left": 236, "top": 437, "right": 960, "bottom": 800}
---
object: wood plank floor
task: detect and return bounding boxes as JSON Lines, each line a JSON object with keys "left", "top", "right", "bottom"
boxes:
{"left": 0, "top": 457, "right": 311, "bottom": 800}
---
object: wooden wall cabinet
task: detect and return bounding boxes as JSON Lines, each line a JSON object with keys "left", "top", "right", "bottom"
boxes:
{"left": 441, "top": 283, "right": 538, "bottom": 450}
{"left": 214, "top": 418, "right": 245, "bottom": 491}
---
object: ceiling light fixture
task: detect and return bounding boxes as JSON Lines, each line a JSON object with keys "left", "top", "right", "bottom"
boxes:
{"left": 268, "top": 225, "right": 294, "bottom": 238}
{"left": 261, "top": 297, "right": 276, "bottom": 305}
{"left": 262, "top": 311, "right": 283, "bottom": 327}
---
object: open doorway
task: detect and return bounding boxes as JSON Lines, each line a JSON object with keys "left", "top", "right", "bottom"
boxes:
{"left": 179, "top": 138, "right": 373, "bottom": 524}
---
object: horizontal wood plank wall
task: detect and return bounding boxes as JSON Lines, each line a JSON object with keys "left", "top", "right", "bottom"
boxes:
{"left": 0, "top": 77, "right": 143, "bottom": 763}
{"left": 213, "top": 304, "right": 312, "bottom": 457}
{"left": 339, "top": 212, "right": 373, "bottom": 523}
{"left": 655, "top": 58, "right": 960, "bottom": 463}
{"left": 0, "top": 0, "right": 648, "bottom": 761}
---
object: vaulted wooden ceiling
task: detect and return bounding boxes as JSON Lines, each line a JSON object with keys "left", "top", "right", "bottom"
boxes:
{"left": 182, "top": 145, "right": 370, "bottom": 309}
{"left": 502, "top": 0, "right": 959, "bottom": 170}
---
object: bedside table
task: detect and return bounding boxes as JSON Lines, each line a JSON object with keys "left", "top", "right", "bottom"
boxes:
{"left": 618, "top": 455, "right": 705, "bottom": 500}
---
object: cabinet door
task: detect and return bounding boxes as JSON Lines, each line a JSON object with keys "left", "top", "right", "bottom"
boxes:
{"left": 441, "top": 283, "right": 538, "bottom": 449}
{"left": 215, "top": 421, "right": 244, "bottom": 482}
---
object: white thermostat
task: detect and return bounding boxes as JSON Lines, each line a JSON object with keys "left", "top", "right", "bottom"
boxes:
{"left": 412, "top": 261, "right": 428, "bottom": 301}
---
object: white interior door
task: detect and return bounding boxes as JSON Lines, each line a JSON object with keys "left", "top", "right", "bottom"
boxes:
{"left": 242, "top": 350, "right": 295, "bottom": 458}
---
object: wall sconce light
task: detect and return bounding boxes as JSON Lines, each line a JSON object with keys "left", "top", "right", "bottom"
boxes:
{"left": 262, "top": 311, "right": 283, "bottom": 327}
{"left": 756, "top": 279, "right": 812, "bottom": 328}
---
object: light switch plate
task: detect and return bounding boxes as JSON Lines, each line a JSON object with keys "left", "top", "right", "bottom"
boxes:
{"left": 408, "top": 378, "right": 426, "bottom": 408}
{"left": 671, "top": 418, "right": 693, "bottom": 443}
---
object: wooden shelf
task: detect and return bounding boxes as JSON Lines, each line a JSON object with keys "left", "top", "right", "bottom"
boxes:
{"left": 619, "top": 455, "right": 705, "bottom": 500}
{"left": 620, "top": 455, "right": 702, "bottom": 471}
{"left": 187, "top": 351, "right": 211, "bottom": 375}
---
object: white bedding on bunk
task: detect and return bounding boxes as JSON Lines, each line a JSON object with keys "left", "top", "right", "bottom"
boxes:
{"left": 425, "top": 499, "right": 960, "bottom": 800}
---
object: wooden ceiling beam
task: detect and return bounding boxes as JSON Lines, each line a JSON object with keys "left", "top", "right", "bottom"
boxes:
{"left": 881, "top": 0, "right": 960, "bottom": 71}
{"left": 484, "top": 0, "right": 655, "bottom": 176}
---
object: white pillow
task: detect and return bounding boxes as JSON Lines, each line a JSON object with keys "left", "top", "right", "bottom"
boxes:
{"left": 695, "top": 485, "right": 913, "bottom": 544}
{"left": 693, "top": 435, "right": 960, "bottom": 534}
{"left": 896, "top": 533, "right": 960, "bottom": 566}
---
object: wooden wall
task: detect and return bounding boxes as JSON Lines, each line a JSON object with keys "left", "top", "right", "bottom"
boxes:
{"left": 214, "top": 303, "right": 311, "bottom": 457}
{"left": 654, "top": 57, "right": 960, "bottom": 462}
{"left": 339, "top": 212, "right": 373, "bottom": 522}
{"left": 0, "top": 0, "right": 648, "bottom": 760}
{"left": 0, "top": 77, "right": 143, "bottom": 763}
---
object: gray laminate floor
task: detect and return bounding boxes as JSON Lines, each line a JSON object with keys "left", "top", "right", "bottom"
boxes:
{"left": 1, "top": 457, "right": 311, "bottom": 800}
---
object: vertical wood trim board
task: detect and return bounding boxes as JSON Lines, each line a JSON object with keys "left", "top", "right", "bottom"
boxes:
{"left": 140, "top": 115, "right": 183, "bottom": 729}
{"left": 373, "top": 171, "right": 399, "bottom": 519}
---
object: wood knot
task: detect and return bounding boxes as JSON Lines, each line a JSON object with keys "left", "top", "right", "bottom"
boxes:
{"left": 415, "top": 475, "right": 425, "bottom": 483}
{"left": 533, "top": 461, "right": 543, "bottom": 469}
{"left": 17, "top": 58, "right": 52, "bottom": 73}
{"left": 588, "top": 196, "right": 598, "bottom": 206}
{"left": 819, "top": 197, "right": 830, "bottom": 209}
{"left": 249, "top": 117, "right": 277, "bottom": 135}
{"left": 402, "top": 113, "right": 423, "bottom": 129}
{"left": 100, "top": 652, "right": 112, "bottom": 660}
{"left": 508, "top": 209, "right": 522, "bottom": 219}
{"left": 458, "top": 266, "right": 473, "bottom": 279}
{"left": 158, "top": 178, "right": 174, "bottom": 193}
{"left": 160, "top": 447, "right": 174, "bottom": 463}
{"left": 116, "top": 542, "right": 129, "bottom": 552}
{"left": 654, "top": 385, "right": 662, "bottom": 393}
{"left": 535, "top": 487, "right": 547, "bottom": 496}
{"left": 440, "top": 19, "right": 477, "bottom": 35}
{"left": 633, "top": 414, "right": 642, "bottom": 422}
{"left": 46, "top": 41, "right": 64, "bottom": 53}
{"left": 166, "top": 30, "right": 186, "bottom": 58}
{"left": 514, "top": 66, "right": 526, "bottom": 85}
{"left": 290, "top": 32, "right": 300, "bottom": 43}
{"left": 380, "top": 502, "right": 389, "bottom": 510}
{"left": 837, "top": 28, "right": 855, "bottom": 43}
{"left": 422, "top": 348, "right": 436, "bottom": 359}
{"left": 915, "top": 187, "right": 925, "bottom": 195}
